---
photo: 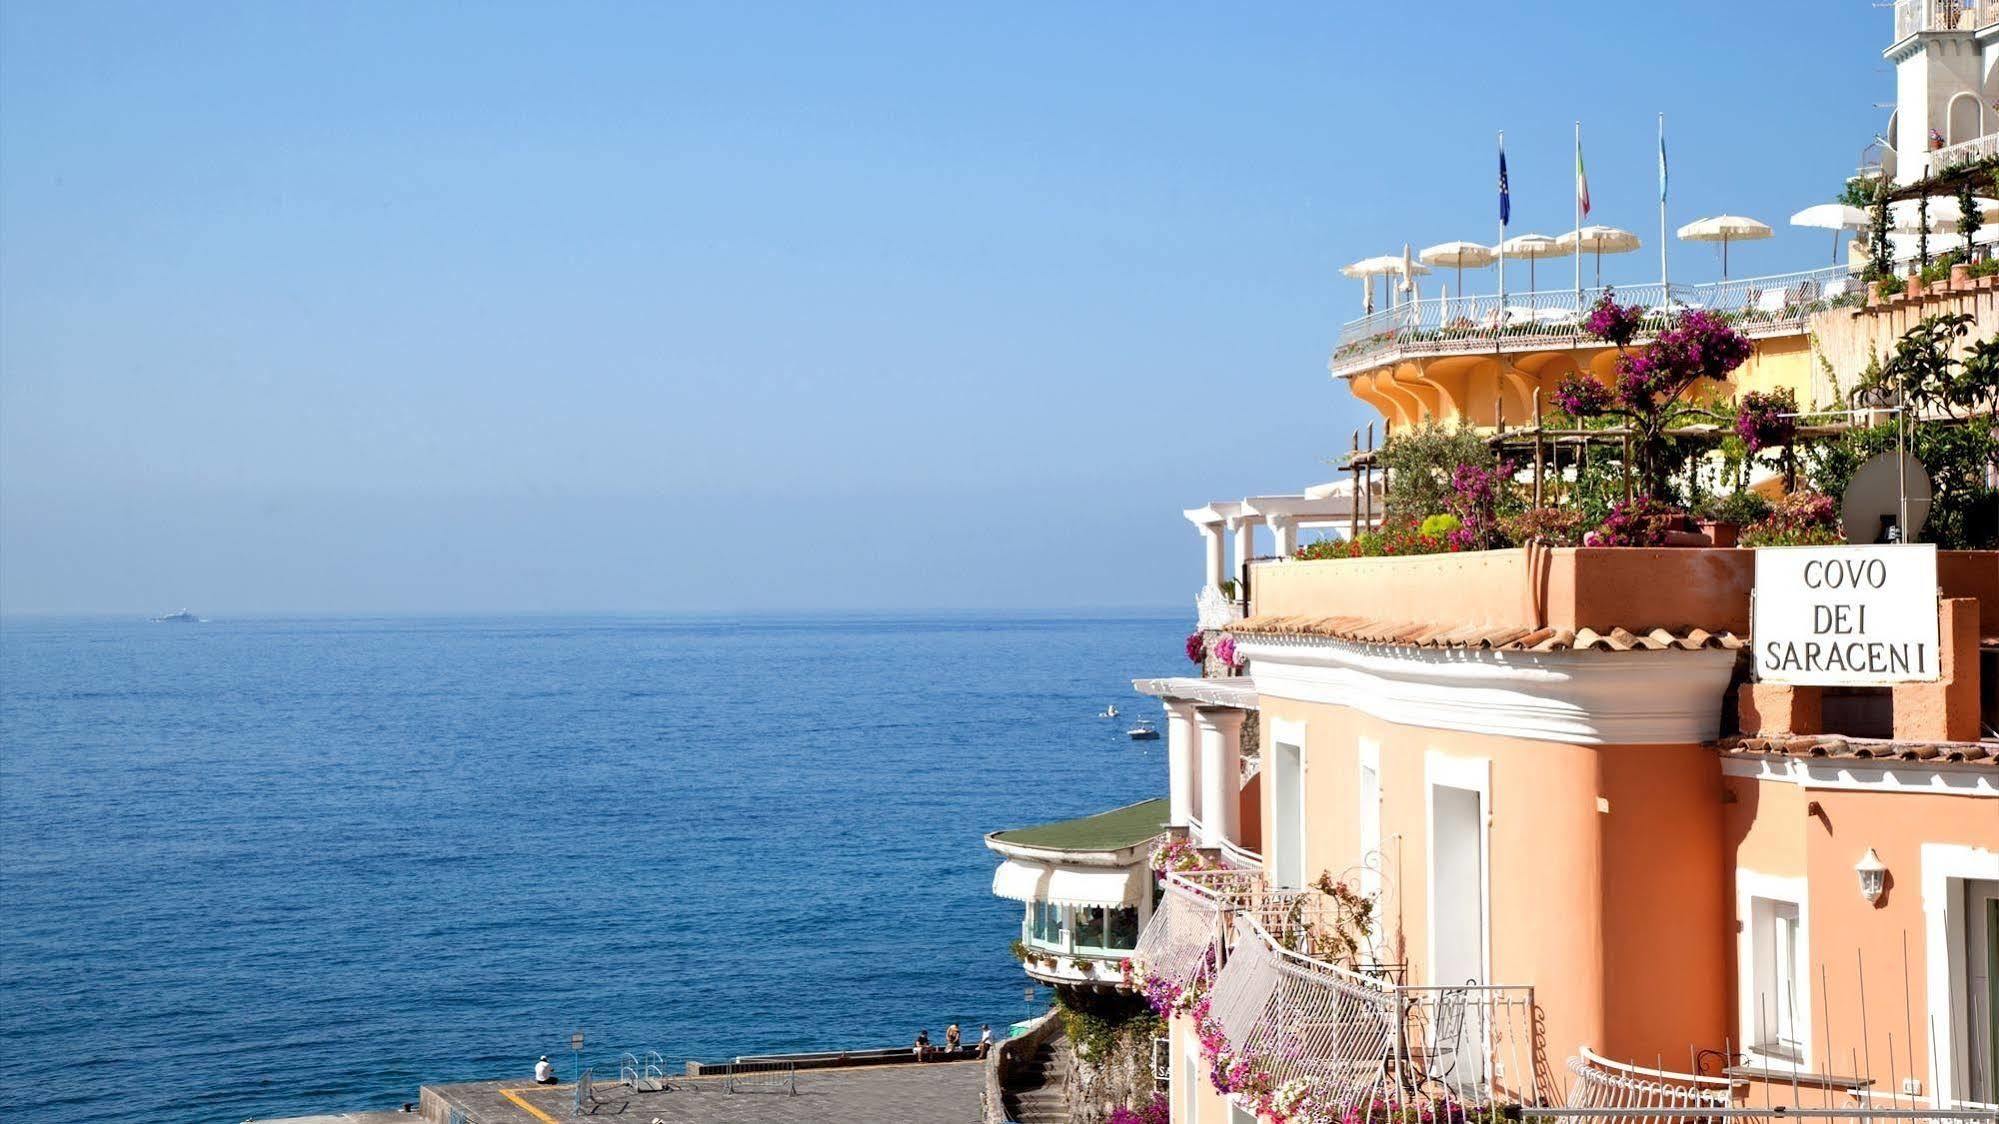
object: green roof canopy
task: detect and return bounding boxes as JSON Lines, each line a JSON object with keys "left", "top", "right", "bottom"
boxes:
{"left": 990, "top": 798, "right": 1169, "bottom": 853}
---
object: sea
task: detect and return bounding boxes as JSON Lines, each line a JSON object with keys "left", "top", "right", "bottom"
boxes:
{"left": 0, "top": 612, "right": 1180, "bottom": 1123}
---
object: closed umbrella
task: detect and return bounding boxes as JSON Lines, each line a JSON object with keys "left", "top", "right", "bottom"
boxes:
{"left": 1418, "top": 241, "right": 1496, "bottom": 299}
{"left": 1556, "top": 225, "right": 1641, "bottom": 286}
{"left": 1342, "top": 254, "right": 1428, "bottom": 313}
{"left": 1791, "top": 204, "right": 1871, "bottom": 264}
{"left": 1677, "top": 215, "right": 1773, "bottom": 279}
{"left": 1498, "top": 233, "right": 1570, "bottom": 293}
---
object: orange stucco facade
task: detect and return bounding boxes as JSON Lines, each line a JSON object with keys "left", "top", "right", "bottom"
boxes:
{"left": 1163, "top": 548, "right": 1996, "bottom": 1123}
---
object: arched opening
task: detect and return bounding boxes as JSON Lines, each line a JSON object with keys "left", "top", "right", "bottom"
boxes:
{"left": 1947, "top": 92, "right": 1982, "bottom": 145}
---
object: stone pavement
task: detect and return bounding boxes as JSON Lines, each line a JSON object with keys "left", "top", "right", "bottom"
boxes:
{"left": 423, "top": 1059, "right": 985, "bottom": 1123}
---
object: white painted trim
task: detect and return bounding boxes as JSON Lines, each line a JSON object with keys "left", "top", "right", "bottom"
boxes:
{"left": 1239, "top": 637, "right": 1736, "bottom": 746}
{"left": 1270, "top": 717, "right": 1308, "bottom": 891}
{"left": 1721, "top": 755, "right": 1998, "bottom": 798}
{"left": 1425, "top": 750, "right": 1493, "bottom": 988}
{"left": 1922, "top": 842, "right": 1999, "bottom": 1107}
{"left": 1734, "top": 868, "right": 1813, "bottom": 1071}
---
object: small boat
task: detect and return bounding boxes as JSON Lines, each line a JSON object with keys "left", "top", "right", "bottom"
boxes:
{"left": 1098, "top": 704, "right": 1119, "bottom": 719}
{"left": 1127, "top": 719, "right": 1159, "bottom": 741}
{"left": 151, "top": 609, "right": 201, "bottom": 623}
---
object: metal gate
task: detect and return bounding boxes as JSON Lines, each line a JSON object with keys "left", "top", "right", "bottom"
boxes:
{"left": 724, "top": 1058, "right": 797, "bottom": 1094}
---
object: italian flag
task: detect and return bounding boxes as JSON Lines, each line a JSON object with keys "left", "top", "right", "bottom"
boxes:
{"left": 1576, "top": 138, "right": 1592, "bottom": 219}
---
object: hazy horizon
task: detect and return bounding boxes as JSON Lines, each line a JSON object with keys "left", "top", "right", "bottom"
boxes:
{"left": 2, "top": 3, "right": 1887, "bottom": 613}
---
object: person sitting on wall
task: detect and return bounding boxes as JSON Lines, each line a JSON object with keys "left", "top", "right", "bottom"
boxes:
{"left": 534, "top": 1056, "right": 557, "bottom": 1085}
{"left": 945, "top": 1023, "right": 962, "bottom": 1054}
{"left": 977, "top": 1025, "right": 994, "bottom": 1058}
{"left": 912, "top": 1029, "right": 931, "bottom": 1061}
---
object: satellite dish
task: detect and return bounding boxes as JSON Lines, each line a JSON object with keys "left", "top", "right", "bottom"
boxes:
{"left": 1840, "top": 451, "right": 1932, "bottom": 543}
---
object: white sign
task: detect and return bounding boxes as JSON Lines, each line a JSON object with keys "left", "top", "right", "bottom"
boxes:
{"left": 1752, "top": 544, "right": 1940, "bottom": 685}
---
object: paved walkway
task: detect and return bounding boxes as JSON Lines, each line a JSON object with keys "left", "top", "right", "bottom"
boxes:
{"left": 424, "top": 1060, "right": 984, "bottom": 1123}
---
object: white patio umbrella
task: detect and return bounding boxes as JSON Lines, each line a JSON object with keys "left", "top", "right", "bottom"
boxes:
{"left": 1790, "top": 204, "right": 1871, "bottom": 264}
{"left": 1342, "top": 254, "right": 1429, "bottom": 313}
{"left": 1556, "top": 226, "right": 1641, "bottom": 287}
{"left": 1677, "top": 215, "right": 1773, "bottom": 279}
{"left": 1889, "top": 196, "right": 1999, "bottom": 234}
{"left": 1418, "top": 240, "right": 1496, "bottom": 299}
{"left": 1498, "top": 233, "right": 1570, "bottom": 293}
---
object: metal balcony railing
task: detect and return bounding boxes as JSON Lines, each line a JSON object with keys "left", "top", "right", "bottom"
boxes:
{"left": 1330, "top": 266, "right": 1859, "bottom": 378}
{"left": 1134, "top": 870, "right": 1544, "bottom": 1112}
{"left": 1895, "top": 0, "right": 1995, "bottom": 38}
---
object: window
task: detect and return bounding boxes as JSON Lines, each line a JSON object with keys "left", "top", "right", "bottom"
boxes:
{"left": 1029, "top": 901, "right": 1067, "bottom": 948}
{"left": 1072, "top": 905, "right": 1140, "bottom": 952}
{"left": 1749, "top": 895, "right": 1805, "bottom": 1060}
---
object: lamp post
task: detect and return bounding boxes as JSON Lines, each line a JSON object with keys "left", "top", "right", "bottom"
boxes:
{"left": 570, "top": 1030, "right": 585, "bottom": 1084}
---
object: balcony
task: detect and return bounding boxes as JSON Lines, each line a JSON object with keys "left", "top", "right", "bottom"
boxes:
{"left": 1329, "top": 266, "right": 1857, "bottom": 379}
{"left": 1894, "top": 0, "right": 1997, "bottom": 40}
{"left": 1929, "top": 130, "right": 1999, "bottom": 175}
{"left": 1133, "top": 869, "right": 1547, "bottom": 1114}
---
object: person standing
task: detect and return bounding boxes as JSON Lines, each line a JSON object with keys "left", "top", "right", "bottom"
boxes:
{"left": 945, "top": 1023, "right": 962, "bottom": 1053}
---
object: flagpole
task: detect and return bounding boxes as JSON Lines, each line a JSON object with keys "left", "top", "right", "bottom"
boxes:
{"left": 1498, "top": 130, "right": 1508, "bottom": 310}
{"left": 1659, "top": 113, "right": 1670, "bottom": 301}
{"left": 1574, "top": 121, "right": 1583, "bottom": 315}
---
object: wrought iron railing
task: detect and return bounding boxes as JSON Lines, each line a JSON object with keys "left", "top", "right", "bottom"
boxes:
{"left": 1134, "top": 870, "right": 1543, "bottom": 1111}
{"left": 1530, "top": 1110, "right": 1996, "bottom": 1124}
{"left": 1564, "top": 1047, "right": 1740, "bottom": 1114}
{"left": 1330, "top": 266, "right": 1859, "bottom": 377}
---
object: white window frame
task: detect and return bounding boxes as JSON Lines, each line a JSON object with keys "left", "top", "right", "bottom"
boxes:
{"left": 1358, "top": 738, "right": 1384, "bottom": 953}
{"left": 1922, "top": 843, "right": 1999, "bottom": 1109}
{"left": 1424, "top": 750, "right": 1492, "bottom": 988}
{"left": 1270, "top": 717, "right": 1308, "bottom": 891}
{"left": 1735, "top": 869, "right": 1812, "bottom": 1070}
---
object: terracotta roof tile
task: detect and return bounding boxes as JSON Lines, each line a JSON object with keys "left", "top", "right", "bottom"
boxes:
{"left": 1228, "top": 615, "right": 1747, "bottom": 654}
{"left": 1718, "top": 734, "right": 1999, "bottom": 767}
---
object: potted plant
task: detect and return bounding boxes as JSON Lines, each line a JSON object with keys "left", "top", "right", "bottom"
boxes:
{"left": 1694, "top": 490, "right": 1772, "bottom": 548}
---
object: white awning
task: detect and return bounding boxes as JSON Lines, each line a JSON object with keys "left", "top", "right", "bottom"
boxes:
{"left": 992, "top": 859, "right": 1049, "bottom": 902}
{"left": 1046, "top": 865, "right": 1146, "bottom": 908}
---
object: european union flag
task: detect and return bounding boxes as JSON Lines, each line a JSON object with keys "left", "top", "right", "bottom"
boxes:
{"left": 1499, "top": 145, "right": 1511, "bottom": 226}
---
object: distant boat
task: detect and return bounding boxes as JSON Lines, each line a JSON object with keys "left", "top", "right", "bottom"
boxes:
{"left": 1098, "top": 704, "right": 1119, "bottom": 719}
{"left": 150, "top": 609, "right": 201, "bottom": 623}
{"left": 1127, "top": 719, "right": 1159, "bottom": 741}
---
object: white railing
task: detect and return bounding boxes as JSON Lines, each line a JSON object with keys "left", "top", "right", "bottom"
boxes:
{"left": 1895, "top": 0, "right": 1995, "bottom": 38}
{"left": 1138, "top": 870, "right": 1544, "bottom": 1111}
{"left": 1331, "top": 265, "right": 1859, "bottom": 377}
{"left": 1196, "top": 584, "right": 1242, "bottom": 630}
{"left": 1216, "top": 836, "right": 1263, "bottom": 871}
{"left": 1564, "top": 1047, "right": 1739, "bottom": 1114}
{"left": 1930, "top": 130, "right": 1999, "bottom": 173}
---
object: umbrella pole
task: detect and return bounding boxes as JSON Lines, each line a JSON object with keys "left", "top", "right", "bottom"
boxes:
{"left": 1723, "top": 235, "right": 1730, "bottom": 281}
{"left": 1595, "top": 247, "right": 1602, "bottom": 289}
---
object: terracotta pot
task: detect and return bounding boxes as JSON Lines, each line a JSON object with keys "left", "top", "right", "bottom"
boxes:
{"left": 1907, "top": 276, "right": 1925, "bottom": 299}
{"left": 1952, "top": 263, "right": 1972, "bottom": 290}
{"left": 1867, "top": 280, "right": 1883, "bottom": 306}
{"left": 1981, "top": 275, "right": 1996, "bottom": 290}
{"left": 1697, "top": 519, "right": 1741, "bottom": 548}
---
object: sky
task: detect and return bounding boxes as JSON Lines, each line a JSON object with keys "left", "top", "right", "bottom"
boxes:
{"left": 0, "top": 2, "right": 1894, "bottom": 613}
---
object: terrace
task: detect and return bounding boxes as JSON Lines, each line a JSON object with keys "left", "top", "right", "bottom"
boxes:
{"left": 1329, "top": 266, "right": 1857, "bottom": 379}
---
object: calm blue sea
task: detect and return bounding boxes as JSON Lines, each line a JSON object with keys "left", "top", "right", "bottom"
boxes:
{"left": 0, "top": 613, "right": 1178, "bottom": 1123}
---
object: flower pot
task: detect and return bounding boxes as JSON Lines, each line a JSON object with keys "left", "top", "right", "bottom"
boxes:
{"left": 1952, "top": 263, "right": 1972, "bottom": 290}
{"left": 1867, "top": 280, "right": 1883, "bottom": 306}
{"left": 1907, "top": 276, "right": 1925, "bottom": 299}
{"left": 1981, "top": 275, "right": 1996, "bottom": 290}
{"left": 1697, "top": 519, "right": 1741, "bottom": 548}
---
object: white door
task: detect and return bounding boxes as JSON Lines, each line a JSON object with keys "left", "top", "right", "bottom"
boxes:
{"left": 1962, "top": 879, "right": 1999, "bottom": 1107}
{"left": 1272, "top": 741, "right": 1304, "bottom": 889}
{"left": 1432, "top": 784, "right": 1486, "bottom": 986}
{"left": 1430, "top": 781, "right": 1488, "bottom": 1092}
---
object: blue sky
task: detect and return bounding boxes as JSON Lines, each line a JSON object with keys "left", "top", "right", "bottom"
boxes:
{"left": 1, "top": 3, "right": 1890, "bottom": 612}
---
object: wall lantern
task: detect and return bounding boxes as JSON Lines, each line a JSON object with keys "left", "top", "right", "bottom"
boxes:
{"left": 1855, "top": 848, "right": 1888, "bottom": 905}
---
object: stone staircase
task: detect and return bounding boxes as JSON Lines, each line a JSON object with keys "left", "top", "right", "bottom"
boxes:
{"left": 1001, "top": 1032, "right": 1073, "bottom": 1124}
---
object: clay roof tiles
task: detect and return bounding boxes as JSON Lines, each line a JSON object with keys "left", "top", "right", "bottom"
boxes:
{"left": 1227, "top": 614, "right": 1747, "bottom": 653}
{"left": 1720, "top": 734, "right": 1999, "bottom": 767}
